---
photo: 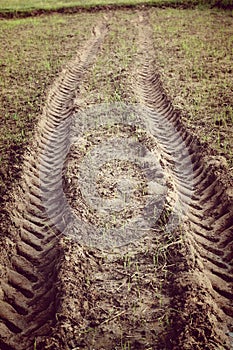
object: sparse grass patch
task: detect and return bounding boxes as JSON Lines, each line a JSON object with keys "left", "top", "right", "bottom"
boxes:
{"left": 81, "top": 10, "right": 138, "bottom": 104}
{"left": 150, "top": 8, "right": 233, "bottom": 169}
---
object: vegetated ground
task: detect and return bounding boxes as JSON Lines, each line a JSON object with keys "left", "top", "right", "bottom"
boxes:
{"left": 0, "top": 0, "right": 232, "bottom": 18}
{"left": 151, "top": 8, "right": 233, "bottom": 168}
{"left": 0, "top": 4, "right": 232, "bottom": 350}
{"left": 0, "top": 0, "right": 188, "bottom": 12}
{"left": 0, "top": 0, "right": 197, "bottom": 18}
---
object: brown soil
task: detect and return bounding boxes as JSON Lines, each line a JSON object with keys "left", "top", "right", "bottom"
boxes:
{"left": 0, "top": 9, "right": 232, "bottom": 350}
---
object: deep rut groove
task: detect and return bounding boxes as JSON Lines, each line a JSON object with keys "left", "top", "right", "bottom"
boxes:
{"left": 136, "top": 13, "right": 233, "bottom": 349}
{"left": 0, "top": 21, "right": 108, "bottom": 350}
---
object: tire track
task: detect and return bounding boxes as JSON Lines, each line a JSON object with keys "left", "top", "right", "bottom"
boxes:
{"left": 135, "top": 13, "right": 233, "bottom": 349}
{"left": 1, "top": 10, "right": 232, "bottom": 350}
{"left": 0, "top": 21, "right": 108, "bottom": 350}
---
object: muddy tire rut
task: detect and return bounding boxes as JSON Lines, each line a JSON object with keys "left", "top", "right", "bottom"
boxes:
{"left": 0, "top": 21, "right": 109, "bottom": 350}
{"left": 0, "top": 11, "right": 232, "bottom": 350}
{"left": 136, "top": 14, "right": 233, "bottom": 349}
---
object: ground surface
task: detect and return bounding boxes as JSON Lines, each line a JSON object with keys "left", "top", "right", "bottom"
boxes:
{"left": 0, "top": 0, "right": 232, "bottom": 16}
{"left": 0, "top": 6, "right": 232, "bottom": 350}
{"left": 0, "top": 0, "right": 191, "bottom": 12}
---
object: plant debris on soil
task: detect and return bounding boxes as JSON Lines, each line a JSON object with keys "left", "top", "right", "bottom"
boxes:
{"left": 0, "top": 5, "right": 232, "bottom": 350}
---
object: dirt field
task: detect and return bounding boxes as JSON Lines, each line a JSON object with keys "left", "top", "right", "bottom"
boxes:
{"left": 0, "top": 7, "right": 232, "bottom": 350}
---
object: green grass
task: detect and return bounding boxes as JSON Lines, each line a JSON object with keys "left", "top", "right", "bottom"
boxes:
{"left": 0, "top": 0, "right": 232, "bottom": 14}
{"left": 0, "top": 0, "right": 187, "bottom": 12}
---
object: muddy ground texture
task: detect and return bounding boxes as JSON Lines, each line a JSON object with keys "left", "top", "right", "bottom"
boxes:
{"left": 0, "top": 9, "right": 233, "bottom": 350}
